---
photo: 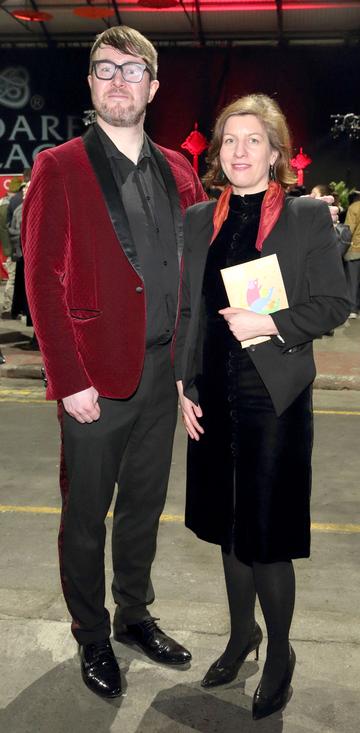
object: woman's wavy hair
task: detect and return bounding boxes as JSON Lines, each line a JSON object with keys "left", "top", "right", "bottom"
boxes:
{"left": 89, "top": 25, "right": 158, "bottom": 80}
{"left": 203, "top": 94, "right": 297, "bottom": 191}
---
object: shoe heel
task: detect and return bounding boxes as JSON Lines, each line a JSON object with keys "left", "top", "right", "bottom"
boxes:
{"left": 252, "top": 644, "right": 296, "bottom": 720}
{"left": 254, "top": 643, "right": 260, "bottom": 662}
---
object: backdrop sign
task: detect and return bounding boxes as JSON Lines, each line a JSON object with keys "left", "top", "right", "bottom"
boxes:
{"left": 0, "top": 46, "right": 359, "bottom": 186}
{"left": 0, "top": 51, "right": 88, "bottom": 173}
{"left": 0, "top": 174, "right": 22, "bottom": 197}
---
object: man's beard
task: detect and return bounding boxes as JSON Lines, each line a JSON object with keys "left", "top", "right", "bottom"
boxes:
{"left": 95, "top": 99, "right": 147, "bottom": 128}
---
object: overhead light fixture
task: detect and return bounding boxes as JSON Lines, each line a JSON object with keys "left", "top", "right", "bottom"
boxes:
{"left": 137, "top": 0, "right": 179, "bottom": 8}
{"left": 11, "top": 9, "right": 53, "bottom": 21}
{"left": 331, "top": 114, "right": 360, "bottom": 141}
{"left": 73, "top": 7, "right": 115, "bottom": 18}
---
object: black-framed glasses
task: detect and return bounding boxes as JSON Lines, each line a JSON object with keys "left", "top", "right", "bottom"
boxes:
{"left": 92, "top": 60, "right": 151, "bottom": 83}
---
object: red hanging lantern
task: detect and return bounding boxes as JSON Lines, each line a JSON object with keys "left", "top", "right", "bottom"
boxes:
{"left": 290, "top": 147, "right": 312, "bottom": 186}
{"left": 181, "top": 122, "right": 208, "bottom": 173}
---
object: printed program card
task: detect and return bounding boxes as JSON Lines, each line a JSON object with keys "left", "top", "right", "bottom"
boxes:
{"left": 220, "top": 254, "right": 288, "bottom": 348}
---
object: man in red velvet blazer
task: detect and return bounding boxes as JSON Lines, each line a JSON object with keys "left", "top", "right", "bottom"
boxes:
{"left": 22, "top": 25, "right": 206, "bottom": 699}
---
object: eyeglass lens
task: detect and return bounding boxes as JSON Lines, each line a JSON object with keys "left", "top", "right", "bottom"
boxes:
{"left": 93, "top": 61, "right": 147, "bottom": 82}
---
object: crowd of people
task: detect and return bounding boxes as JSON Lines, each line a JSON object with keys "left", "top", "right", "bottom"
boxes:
{"left": 308, "top": 184, "right": 360, "bottom": 319}
{"left": 0, "top": 168, "right": 39, "bottom": 363}
{"left": 1, "top": 175, "right": 358, "bottom": 363}
{"left": 0, "top": 23, "right": 357, "bottom": 722}
{"left": 342, "top": 190, "right": 360, "bottom": 317}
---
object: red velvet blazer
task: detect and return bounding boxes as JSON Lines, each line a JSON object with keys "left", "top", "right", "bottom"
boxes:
{"left": 22, "top": 126, "right": 207, "bottom": 400}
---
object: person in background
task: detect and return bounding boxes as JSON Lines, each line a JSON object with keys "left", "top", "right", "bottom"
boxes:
{"left": 0, "top": 215, "right": 8, "bottom": 283}
{"left": 311, "top": 183, "right": 352, "bottom": 335}
{"left": 0, "top": 191, "right": 13, "bottom": 364}
{"left": 0, "top": 178, "right": 24, "bottom": 321}
{"left": 310, "top": 183, "right": 331, "bottom": 199}
{"left": 6, "top": 168, "right": 32, "bottom": 228}
{"left": 8, "top": 182, "right": 39, "bottom": 350}
{"left": 175, "top": 94, "right": 349, "bottom": 720}
{"left": 344, "top": 190, "right": 360, "bottom": 318}
{"left": 22, "top": 25, "right": 206, "bottom": 699}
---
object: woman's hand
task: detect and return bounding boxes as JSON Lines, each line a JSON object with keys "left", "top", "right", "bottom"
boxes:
{"left": 219, "top": 307, "right": 278, "bottom": 342}
{"left": 176, "top": 380, "right": 204, "bottom": 441}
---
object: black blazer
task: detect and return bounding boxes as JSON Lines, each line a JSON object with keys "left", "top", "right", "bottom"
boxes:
{"left": 174, "top": 195, "right": 350, "bottom": 416}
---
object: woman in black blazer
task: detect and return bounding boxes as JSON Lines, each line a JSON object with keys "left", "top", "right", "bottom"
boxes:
{"left": 175, "top": 94, "right": 349, "bottom": 720}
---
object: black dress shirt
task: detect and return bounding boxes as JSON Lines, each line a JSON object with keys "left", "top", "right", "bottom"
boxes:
{"left": 96, "top": 124, "right": 179, "bottom": 348}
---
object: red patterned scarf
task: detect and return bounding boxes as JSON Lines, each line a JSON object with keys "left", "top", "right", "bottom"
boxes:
{"left": 211, "top": 181, "right": 285, "bottom": 251}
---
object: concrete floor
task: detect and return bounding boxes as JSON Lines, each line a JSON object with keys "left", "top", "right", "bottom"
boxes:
{"left": 0, "top": 380, "right": 359, "bottom": 733}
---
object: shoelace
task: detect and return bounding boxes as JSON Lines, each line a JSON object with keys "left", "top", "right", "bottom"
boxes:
{"left": 90, "top": 641, "right": 115, "bottom": 665}
{"left": 138, "top": 617, "right": 163, "bottom": 635}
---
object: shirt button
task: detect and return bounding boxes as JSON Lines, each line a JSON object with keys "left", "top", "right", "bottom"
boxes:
{"left": 146, "top": 196, "right": 151, "bottom": 201}
{"left": 135, "top": 286, "right": 143, "bottom": 293}
{"left": 163, "top": 260, "right": 167, "bottom": 266}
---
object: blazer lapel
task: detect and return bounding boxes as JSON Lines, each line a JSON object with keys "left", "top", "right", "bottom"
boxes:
{"left": 82, "top": 125, "right": 142, "bottom": 278}
{"left": 148, "top": 138, "right": 184, "bottom": 264}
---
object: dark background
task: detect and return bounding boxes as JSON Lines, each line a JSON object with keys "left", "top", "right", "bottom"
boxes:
{"left": 1, "top": 45, "right": 359, "bottom": 189}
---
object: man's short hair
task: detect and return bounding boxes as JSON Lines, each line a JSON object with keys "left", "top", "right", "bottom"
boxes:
{"left": 89, "top": 25, "right": 158, "bottom": 80}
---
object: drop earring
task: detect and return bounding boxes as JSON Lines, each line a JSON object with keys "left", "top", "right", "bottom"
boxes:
{"left": 269, "top": 163, "right": 276, "bottom": 181}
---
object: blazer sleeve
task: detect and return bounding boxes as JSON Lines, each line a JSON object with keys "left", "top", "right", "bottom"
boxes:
{"left": 22, "top": 150, "right": 92, "bottom": 399}
{"left": 271, "top": 201, "right": 350, "bottom": 351}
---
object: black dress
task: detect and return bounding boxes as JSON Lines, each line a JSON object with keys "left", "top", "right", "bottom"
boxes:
{"left": 185, "top": 192, "right": 313, "bottom": 564}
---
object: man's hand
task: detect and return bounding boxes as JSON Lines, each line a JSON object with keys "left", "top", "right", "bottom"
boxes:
{"left": 310, "top": 193, "right": 339, "bottom": 224}
{"left": 62, "top": 386, "right": 100, "bottom": 424}
{"left": 176, "top": 380, "right": 204, "bottom": 441}
{"left": 319, "top": 195, "right": 339, "bottom": 224}
{"left": 219, "top": 307, "right": 278, "bottom": 342}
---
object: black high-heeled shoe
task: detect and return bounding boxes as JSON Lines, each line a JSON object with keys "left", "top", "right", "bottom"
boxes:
{"left": 201, "top": 622, "right": 263, "bottom": 689}
{"left": 252, "top": 643, "right": 296, "bottom": 720}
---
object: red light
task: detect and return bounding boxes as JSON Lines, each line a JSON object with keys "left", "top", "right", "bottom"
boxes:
{"left": 118, "top": 1, "right": 360, "bottom": 11}
{"left": 73, "top": 7, "right": 116, "bottom": 18}
{"left": 11, "top": 9, "right": 53, "bottom": 22}
{"left": 137, "top": 0, "right": 179, "bottom": 6}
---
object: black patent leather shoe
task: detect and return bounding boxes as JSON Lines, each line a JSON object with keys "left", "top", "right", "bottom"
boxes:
{"left": 79, "top": 639, "right": 122, "bottom": 698}
{"left": 113, "top": 612, "right": 191, "bottom": 666}
{"left": 201, "top": 622, "right": 263, "bottom": 689}
{"left": 252, "top": 644, "right": 296, "bottom": 720}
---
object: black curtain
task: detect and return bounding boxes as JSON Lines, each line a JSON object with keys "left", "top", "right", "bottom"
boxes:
{"left": 1, "top": 45, "right": 359, "bottom": 189}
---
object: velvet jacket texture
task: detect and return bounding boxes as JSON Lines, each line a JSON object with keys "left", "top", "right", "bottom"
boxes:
{"left": 175, "top": 194, "right": 350, "bottom": 416}
{"left": 22, "top": 126, "right": 207, "bottom": 401}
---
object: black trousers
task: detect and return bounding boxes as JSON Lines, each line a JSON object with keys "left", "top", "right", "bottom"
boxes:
{"left": 58, "top": 344, "right": 178, "bottom": 645}
{"left": 344, "top": 259, "right": 360, "bottom": 312}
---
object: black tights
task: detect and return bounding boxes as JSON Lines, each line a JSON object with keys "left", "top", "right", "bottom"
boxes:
{"left": 221, "top": 548, "right": 295, "bottom": 695}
